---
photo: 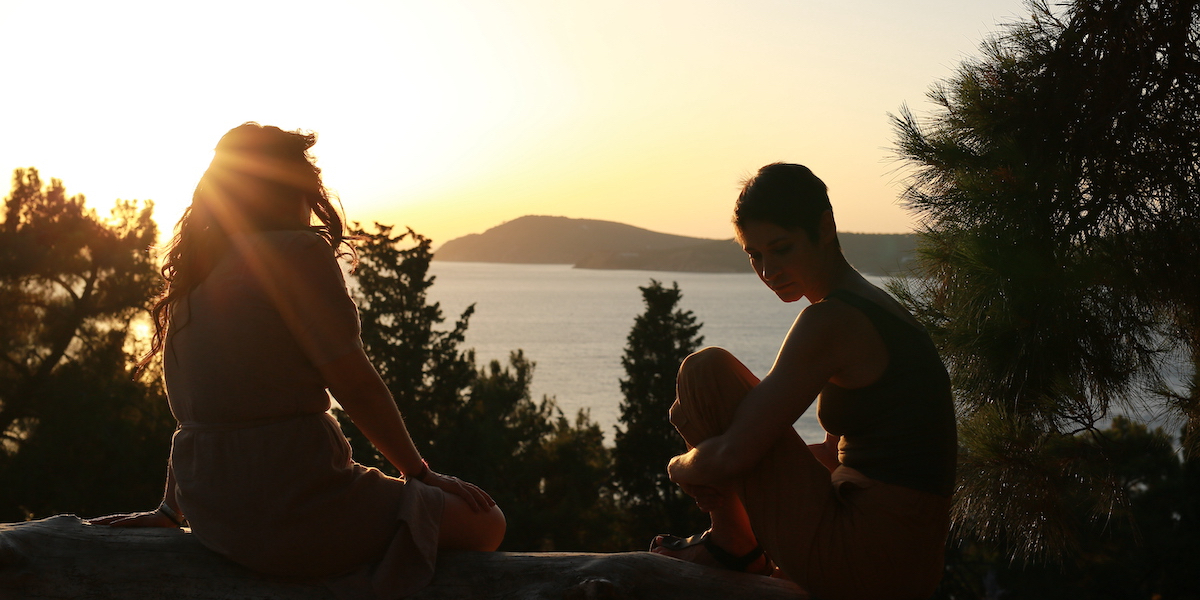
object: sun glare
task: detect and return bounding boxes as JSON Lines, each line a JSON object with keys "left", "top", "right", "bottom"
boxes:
{"left": 1, "top": 0, "right": 1025, "bottom": 247}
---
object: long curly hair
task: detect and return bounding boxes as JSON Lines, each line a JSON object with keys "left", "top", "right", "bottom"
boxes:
{"left": 139, "top": 122, "right": 351, "bottom": 371}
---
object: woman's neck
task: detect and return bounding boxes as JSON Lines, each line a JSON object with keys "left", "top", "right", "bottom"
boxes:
{"left": 807, "top": 252, "right": 861, "bottom": 303}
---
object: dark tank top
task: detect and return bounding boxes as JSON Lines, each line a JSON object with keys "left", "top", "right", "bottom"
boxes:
{"left": 817, "top": 289, "right": 957, "bottom": 497}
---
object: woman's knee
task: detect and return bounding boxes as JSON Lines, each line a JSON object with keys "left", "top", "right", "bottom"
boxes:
{"left": 668, "top": 399, "right": 685, "bottom": 430}
{"left": 439, "top": 494, "right": 506, "bottom": 551}
{"left": 677, "top": 347, "right": 756, "bottom": 401}
{"left": 673, "top": 347, "right": 757, "bottom": 443}
{"left": 679, "top": 346, "right": 738, "bottom": 379}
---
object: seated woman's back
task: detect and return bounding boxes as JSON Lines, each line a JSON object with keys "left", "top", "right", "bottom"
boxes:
{"left": 166, "top": 230, "right": 360, "bottom": 424}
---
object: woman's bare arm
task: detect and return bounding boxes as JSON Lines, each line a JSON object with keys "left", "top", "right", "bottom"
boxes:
{"left": 668, "top": 300, "right": 870, "bottom": 486}
{"left": 319, "top": 347, "right": 426, "bottom": 477}
{"left": 319, "top": 347, "right": 495, "bottom": 511}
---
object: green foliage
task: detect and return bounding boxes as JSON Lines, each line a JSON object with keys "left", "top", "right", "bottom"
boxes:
{"left": 0, "top": 331, "right": 174, "bottom": 521}
{"left": 440, "top": 353, "right": 621, "bottom": 552}
{"left": 936, "top": 418, "right": 1200, "bottom": 599}
{"left": 535, "top": 407, "right": 623, "bottom": 551}
{"left": 612, "top": 280, "right": 706, "bottom": 546}
{"left": 340, "top": 224, "right": 619, "bottom": 551}
{"left": 336, "top": 223, "right": 476, "bottom": 468}
{"left": 952, "top": 405, "right": 1129, "bottom": 559}
{"left": 0, "top": 168, "right": 170, "bottom": 520}
{"left": 892, "top": 0, "right": 1200, "bottom": 561}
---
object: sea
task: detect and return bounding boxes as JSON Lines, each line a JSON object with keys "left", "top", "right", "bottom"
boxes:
{"left": 423, "top": 261, "right": 1188, "bottom": 445}
{"left": 425, "top": 261, "right": 831, "bottom": 443}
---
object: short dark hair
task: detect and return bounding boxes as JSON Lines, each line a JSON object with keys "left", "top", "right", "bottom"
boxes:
{"left": 734, "top": 163, "right": 832, "bottom": 242}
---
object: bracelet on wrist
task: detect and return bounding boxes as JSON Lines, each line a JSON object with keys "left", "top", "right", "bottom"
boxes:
{"left": 158, "top": 502, "right": 188, "bottom": 527}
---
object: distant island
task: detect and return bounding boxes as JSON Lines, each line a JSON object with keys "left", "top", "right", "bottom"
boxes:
{"left": 433, "top": 215, "right": 917, "bottom": 276}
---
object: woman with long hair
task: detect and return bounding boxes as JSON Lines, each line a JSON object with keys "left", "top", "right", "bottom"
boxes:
{"left": 651, "top": 163, "right": 956, "bottom": 600}
{"left": 90, "top": 123, "right": 505, "bottom": 598}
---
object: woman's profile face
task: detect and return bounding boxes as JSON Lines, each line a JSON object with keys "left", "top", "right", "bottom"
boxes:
{"left": 736, "top": 220, "right": 822, "bottom": 303}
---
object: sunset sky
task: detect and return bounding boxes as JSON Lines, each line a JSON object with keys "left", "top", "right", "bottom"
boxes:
{"left": 2, "top": 0, "right": 1030, "bottom": 247}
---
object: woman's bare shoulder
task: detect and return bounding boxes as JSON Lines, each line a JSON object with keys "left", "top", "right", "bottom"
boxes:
{"left": 788, "top": 292, "right": 889, "bottom": 388}
{"left": 785, "top": 299, "right": 877, "bottom": 358}
{"left": 837, "top": 279, "right": 924, "bottom": 329}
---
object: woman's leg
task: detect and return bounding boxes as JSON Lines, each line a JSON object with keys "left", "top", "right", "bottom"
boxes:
{"left": 437, "top": 492, "right": 506, "bottom": 551}
{"left": 663, "top": 347, "right": 835, "bottom": 583}
{"left": 654, "top": 348, "right": 764, "bottom": 567}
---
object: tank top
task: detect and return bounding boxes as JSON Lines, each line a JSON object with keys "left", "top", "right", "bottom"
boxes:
{"left": 816, "top": 289, "right": 957, "bottom": 497}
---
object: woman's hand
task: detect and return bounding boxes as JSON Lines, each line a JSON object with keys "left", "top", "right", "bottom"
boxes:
{"left": 421, "top": 471, "right": 497, "bottom": 513}
{"left": 85, "top": 509, "right": 178, "bottom": 528}
{"left": 668, "top": 436, "right": 744, "bottom": 487}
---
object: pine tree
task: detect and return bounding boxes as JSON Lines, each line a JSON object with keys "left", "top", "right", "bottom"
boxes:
{"left": 891, "top": 0, "right": 1200, "bottom": 561}
{"left": 612, "top": 280, "right": 706, "bottom": 545}
{"left": 443, "top": 352, "right": 619, "bottom": 551}
{"left": 343, "top": 225, "right": 618, "bottom": 551}
{"left": 337, "top": 223, "right": 476, "bottom": 469}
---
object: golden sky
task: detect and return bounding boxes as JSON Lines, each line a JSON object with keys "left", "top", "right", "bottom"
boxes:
{"left": 1, "top": 0, "right": 1026, "bottom": 247}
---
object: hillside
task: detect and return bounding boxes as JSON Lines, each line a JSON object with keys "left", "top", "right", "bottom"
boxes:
{"left": 433, "top": 216, "right": 704, "bottom": 264}
{"left": 434, "top": 215, "right": 916, "bottom": 276}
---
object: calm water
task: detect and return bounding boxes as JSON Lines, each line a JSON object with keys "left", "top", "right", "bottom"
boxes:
{"left": 424, "top": 261, "right": 853, "bottom": 442}
{"left": 422, "top": 262, "right": 1187, "bottom": 444}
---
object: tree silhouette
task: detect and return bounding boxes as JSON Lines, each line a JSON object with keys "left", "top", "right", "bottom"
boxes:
{"left": 0, "top": 168, "right": 171, "bottom": 520}
{"left": 337, "top": 224, "right": 476, "bottom": 468}
{"left": 341, "top": 224, "right": 618, "bottom": 551}
{"left": 935, "top": 419, "right": 1200, "bottom": 599}
{"left": 891, "top": 0, "right": 1200, "bottom": 561}
{"left": 612, "top": 280, "right": 706, "bottom": 545}
{"left": 444, "top": 353, "right": 620, "bottom": 551}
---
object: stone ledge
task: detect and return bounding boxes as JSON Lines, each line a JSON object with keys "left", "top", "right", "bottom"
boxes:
{"left": 0, "top": 516, "right": 807, "bottom": 599}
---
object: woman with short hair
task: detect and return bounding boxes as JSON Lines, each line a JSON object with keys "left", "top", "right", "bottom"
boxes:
{"left": 652, "top": 163, "right": 956, "bottom": 600}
